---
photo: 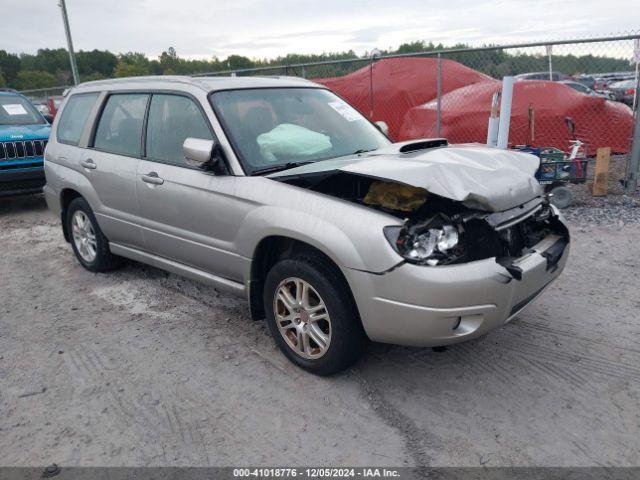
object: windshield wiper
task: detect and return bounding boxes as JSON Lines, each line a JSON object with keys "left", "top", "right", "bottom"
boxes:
{"left": 252, "top": 161, "right": 315, "bottom": 176}
{"left": 352, "top": 148, "right": 376, "bottom": 155}
{"left": 253, "top": 149, "right": 376, "bottom": 175}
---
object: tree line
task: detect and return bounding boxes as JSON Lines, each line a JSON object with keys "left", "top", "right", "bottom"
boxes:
{"left": 0, "top": 41, "right": 633, "bottom": 91}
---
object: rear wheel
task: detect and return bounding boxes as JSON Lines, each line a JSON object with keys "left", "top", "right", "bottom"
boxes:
{"left": 263, "top": 253, "right": 367, "bottom": 375}
{"left": 66, "top": 197, "right": 122, "bottom": 272}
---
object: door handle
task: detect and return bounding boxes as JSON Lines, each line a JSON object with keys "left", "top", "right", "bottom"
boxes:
{"left": 141, "top": 171, "right": 164, "bottom": 185}
{"left": 80, "top": 158, "right": 97, "bottom": 170}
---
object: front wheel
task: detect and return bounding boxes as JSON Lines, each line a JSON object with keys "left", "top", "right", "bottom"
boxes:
{"left": 263, "top": 253, "right": 367, "bottom": 375}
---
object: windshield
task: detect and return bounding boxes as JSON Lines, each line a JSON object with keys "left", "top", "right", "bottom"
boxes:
{"left": 0, "top": 94, "right": 45, "bottom": 126}
{"left": 210, "top": 88, "right": 390, "bottom": 174}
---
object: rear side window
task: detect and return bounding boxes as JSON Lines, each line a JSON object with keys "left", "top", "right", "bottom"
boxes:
{"left": 145, "top": 94, "right": 212, "bottom": 166}
{"left": 56, "top": 93, "right": 99, "bottom": 145}
{"left": 94, "top": 93, "right": 149, "bottom": 157}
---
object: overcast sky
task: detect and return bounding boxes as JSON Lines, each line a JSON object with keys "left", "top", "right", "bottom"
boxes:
{"left": 4, "top": 0, "right": 638, "bottom": 59}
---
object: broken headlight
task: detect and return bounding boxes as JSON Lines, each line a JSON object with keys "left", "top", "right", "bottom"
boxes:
{"left": 384, "top": 215, "right": 463, "bottom": 266}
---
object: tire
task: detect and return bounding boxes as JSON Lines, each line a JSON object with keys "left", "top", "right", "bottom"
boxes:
{"left": 549, "top": 185, "right": 573, "bottom": 209}
{"left": 66, "top": 197, "right": 122, "bottom": 272}
{"left": 263, "top": 253, "right": 367, "bottom": 375}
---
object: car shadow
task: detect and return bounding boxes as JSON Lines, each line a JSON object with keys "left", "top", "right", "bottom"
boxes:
{"left": 0, "top": 193, "right": 48, "bottom": 216}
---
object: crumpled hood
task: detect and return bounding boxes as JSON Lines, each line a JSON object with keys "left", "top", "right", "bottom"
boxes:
{"left": 269, "top": 144, "right": 542, "bottom": 212}
{"left": 0, "top": 123, "right": 51, "bottom": 142}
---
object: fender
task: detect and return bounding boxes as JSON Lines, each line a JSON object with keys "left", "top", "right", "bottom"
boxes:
{"left": 236, "top": 203, "right": 401, "bottom": 277}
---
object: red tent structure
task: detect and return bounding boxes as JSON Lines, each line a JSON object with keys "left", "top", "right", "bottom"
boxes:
{"left": 399, "top": 80, "right": 634, "bottom": 153}
{"left": 315, "top": 57, "right": 492, "bottom": 140}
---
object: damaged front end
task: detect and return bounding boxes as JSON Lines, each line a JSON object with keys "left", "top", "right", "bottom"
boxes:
{"left": 382, "top": 195, "right": 569, "bottom": 275}
{"left": 276, "top": 171, "right": 569, "bottom": 276}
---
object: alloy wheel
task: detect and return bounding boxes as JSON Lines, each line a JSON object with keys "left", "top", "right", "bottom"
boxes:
{"left": 273, "top": 277, "right": 332, "bottom": 359}
{"left": 71, "top": 210, "right": 97, "bottom": 263}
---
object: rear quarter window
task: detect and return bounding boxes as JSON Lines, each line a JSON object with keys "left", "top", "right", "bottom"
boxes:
{"left": 56, "top": 93, "right": 100, "bottom": 145}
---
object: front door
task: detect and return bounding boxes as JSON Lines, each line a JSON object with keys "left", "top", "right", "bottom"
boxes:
{"left": 135, "top": 93, "right": 248, "bottom": 282}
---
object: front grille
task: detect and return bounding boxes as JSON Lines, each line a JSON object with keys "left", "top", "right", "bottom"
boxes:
{"left": 463, "top": 202, "right": 567, "bottom": 263}
{"left": 497, "top": 203, "right": 561, "bottom": 257}
{"left": 0, "top": 140, "right": 48, "bottom": 160}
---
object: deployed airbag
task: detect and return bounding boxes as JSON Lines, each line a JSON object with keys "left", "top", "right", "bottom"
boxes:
{"left": 257, "top": 124, "right": 332, "bottom": 163}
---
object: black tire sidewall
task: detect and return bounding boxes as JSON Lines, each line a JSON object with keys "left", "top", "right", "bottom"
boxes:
{"left": 66, "top": 197, "right": 113, "bottom": 271}
{"left": 263, "top": 254, "right": 366, "bottom": 375}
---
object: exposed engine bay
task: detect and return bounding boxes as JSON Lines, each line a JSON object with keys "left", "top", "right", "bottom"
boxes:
{"left": 276, "top": 172, "right": 569, "bottom": 273}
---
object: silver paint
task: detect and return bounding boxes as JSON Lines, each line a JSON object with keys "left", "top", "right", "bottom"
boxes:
{"left": 44, "top": 75, "right": 569, "bottom": 348}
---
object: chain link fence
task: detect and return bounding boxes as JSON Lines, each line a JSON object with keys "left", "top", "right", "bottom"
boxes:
{"left": 195, "top": 34, "right": 640, "bottom": 198}
{"left": 18, "top": 86, "right": 68, "bottom": 116}
{"left": 22, "top": 34, "right": 640, "bottom": 198}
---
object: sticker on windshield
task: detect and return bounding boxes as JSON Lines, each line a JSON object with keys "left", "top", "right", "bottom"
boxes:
{"left": 328, "top": 101, "right": 362, "bottom": 122}
{"left": 2, "top": 104, "right": 28, "bottom": 116}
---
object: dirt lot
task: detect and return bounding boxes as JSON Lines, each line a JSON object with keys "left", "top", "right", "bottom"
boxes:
{"left": 1, "top": 194, "right": 639, "bottom": 467}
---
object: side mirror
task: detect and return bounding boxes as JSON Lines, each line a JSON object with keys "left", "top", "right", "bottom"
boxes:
{"left": 183, "top": 137, "right": 229, "bottom": 174}
{"left": 374, "top": 120, "right": 389, "bottom": 137}
{"left": 183, "top": 137, "right": 215, "bottom": 168}
{"left": 43, "top": 114, "right": 54, "bottom": 124}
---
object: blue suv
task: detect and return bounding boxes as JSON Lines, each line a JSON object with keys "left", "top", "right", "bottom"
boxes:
{"left": 0, "top": 89, "right": 51, "bottom": 196}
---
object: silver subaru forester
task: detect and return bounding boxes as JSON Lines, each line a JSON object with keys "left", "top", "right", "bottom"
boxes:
{"left": 44, "top": 75, "right": 570, "bottom": 375}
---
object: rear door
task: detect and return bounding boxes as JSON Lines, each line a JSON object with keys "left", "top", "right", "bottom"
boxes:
{"left": 136, "top": 93, "right": 246, "bottom": 281}
{"left": 85, "top": 92, "right": 149, "bottom": 248}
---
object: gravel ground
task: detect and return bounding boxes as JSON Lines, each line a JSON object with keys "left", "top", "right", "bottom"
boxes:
{"left": 1, "top": 194, "right": 639, "bottom": 468}
{"left": 563, "top": 154, "right": 640, "bottom": 226}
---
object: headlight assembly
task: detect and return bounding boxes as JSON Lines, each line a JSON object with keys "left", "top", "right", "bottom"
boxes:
{"left": 384, "top": 215, "right": 463, "bottom": 266}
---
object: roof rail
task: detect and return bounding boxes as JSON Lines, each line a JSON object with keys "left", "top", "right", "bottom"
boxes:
{"left": 78, "top": 75, "right": 198, "bottom": 88}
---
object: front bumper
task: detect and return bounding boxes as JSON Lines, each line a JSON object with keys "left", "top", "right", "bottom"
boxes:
{"left": 343, "top": 232, "right": 570, "bottom": 347}
{"left": 0, "top": 166, "right": 45, "bottom": 197}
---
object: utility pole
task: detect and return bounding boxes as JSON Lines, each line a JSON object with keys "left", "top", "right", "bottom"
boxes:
{"left": 58, "top": 0, "right": 80, "bottom": 85}
{"left": 436, "top": 54, "right": 442, "bottom": 137}
{"left": 369, "top": 49, "right": 381, "bottom": 119}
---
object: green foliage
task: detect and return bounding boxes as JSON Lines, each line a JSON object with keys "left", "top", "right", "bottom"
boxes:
{"left": 394, "top": 41, "right": 443, "bottom": 54}
{"left": 16, "top": 70, "right": 58, "bottom": 90}
{"left": 76, "top": 49, "right": 117, "bottom": 77}
{"left": 225, "top": 54, "right": 255, "bottom": 71}
{"left": 20, "top": 49, "right": 69, "bottom": 74}
{"left": 0, "top": 50, "right": 21, "bottom": 86}
{"left": 3, "top": 42, "right": 635, "bottom": 90}
{"left": 159, "top": 46, "right": 179, "bottom": 73}
{"left": 0, "top": 69, "right": 6, "bottom": 88}
{"left": 81, "top": 72, "right": 108, "bottom": 82}
{"left": 114, "top": 61, "right": 149, "bottom": 78}
{"left": 442, "top": 49, "right": 632, "bottom": 77}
